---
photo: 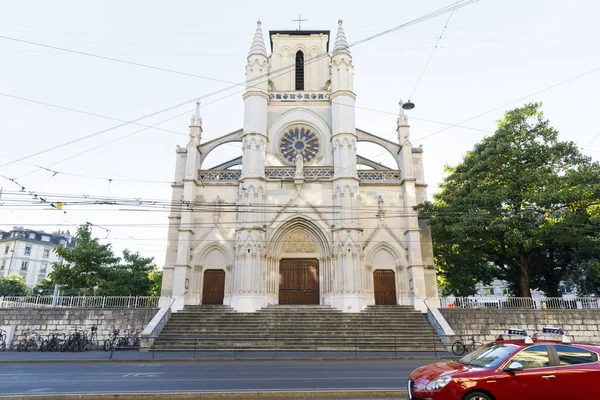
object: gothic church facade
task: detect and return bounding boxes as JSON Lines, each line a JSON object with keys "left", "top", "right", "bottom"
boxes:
{"left": 161, "top": 20, "right": 437, "bottom": 312}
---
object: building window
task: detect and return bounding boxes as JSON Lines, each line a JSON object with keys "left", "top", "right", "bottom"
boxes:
{"left": 43, "top": 249, "right": 50, "bottom": 258}
{"left": 1, "top": 260, "right": 5, "bottom": 270}
{"left": 502, "top": 288, "right": 509, "bottom": 295}
{"left": 295, "top": 51, "right": 304, "bottom": 91}
{"left": 555, "top": 345, "right": 598, "bottom": 365}
{"left": 40, "top": 262, "right": 47, "bottom": 273}
{"left": 24, "top": 246, "right": 32, "bottom": 256}
{"left": 4, "top": 245, "right": 8, "bottom": 255}
{"left": 21, "top": 261, "right": 28, "bottom": 270}
{"left": 41, "top": 236, "right": 50, "bottom": 242}
{"left": 29, "top": 233, "right": 36, "bottom": 239}
{"left": 483, "top": 288, "right": 492, "bottom": 295}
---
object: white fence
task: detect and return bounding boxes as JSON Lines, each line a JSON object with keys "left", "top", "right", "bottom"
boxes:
{"left": 439, "top": 296, "right": 600, "bottom": 310}
{"left": 0, "top": 296, "right": 161, "bottom": 308}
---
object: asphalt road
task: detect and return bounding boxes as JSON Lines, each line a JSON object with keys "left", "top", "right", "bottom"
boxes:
{"left": 0, "top": 359, "right": 427, "bottom": 397}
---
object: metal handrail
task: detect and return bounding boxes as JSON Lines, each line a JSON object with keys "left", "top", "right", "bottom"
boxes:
{"left": 438, "top": 296, "right": 600, "bottom": 309}
{"left": 0, "top": 295, "right": 162, "bottom": 308}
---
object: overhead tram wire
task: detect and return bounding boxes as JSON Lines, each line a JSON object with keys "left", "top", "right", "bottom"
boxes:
{"left": 0, "top": 92, "right": 188, "bottom": 136}
{"left": 0, "top": 0, "right": 479, "bottom": 85}
{"left": 413, "top": 65, "right": 600, "bottom": 143}
{"left": 0, "top": 0, "right": 482, "bottom": 175}
{"left": 1, "top": 188, "right": 558, "bottom": 215}
{"left": 406, "top": 0, "right": 461, "bottom": 102}
{"left": 0, "top": 175, "right": 135, "bottom": 240}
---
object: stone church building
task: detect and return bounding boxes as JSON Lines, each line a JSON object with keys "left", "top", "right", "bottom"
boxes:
{"left": 161, "top": 20, "right": 437, "bottom": 312}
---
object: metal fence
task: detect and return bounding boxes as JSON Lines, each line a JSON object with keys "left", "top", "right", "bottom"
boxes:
{"left": 0, "top": 296, "right": 161, "bottom": 308}
{"left": 438, "top": 296, "right": 600, "bottom": 310}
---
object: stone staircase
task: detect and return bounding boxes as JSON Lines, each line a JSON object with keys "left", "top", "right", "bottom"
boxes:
{"left": 153, "top": 304, "right": 443, "bottom": 352}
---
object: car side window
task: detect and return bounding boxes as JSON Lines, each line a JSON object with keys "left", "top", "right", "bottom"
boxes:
{"left": 555, "top": 345, "right": 598, "bottom": 366}
{"left": 510, "top": 345, "right": 551, "bottom": 370}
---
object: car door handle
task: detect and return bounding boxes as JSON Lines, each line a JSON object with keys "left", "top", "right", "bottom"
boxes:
{"left": 542, "top": 375, "right": 556, "bottom": 380}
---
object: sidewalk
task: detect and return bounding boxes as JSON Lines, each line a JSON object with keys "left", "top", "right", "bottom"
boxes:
{"left": 0, "top": 349, "right": 454, "bottom": 363}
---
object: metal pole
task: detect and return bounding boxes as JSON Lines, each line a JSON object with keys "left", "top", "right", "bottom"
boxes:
{"left": 52, "top": 284, "right": 59, "bottom": 308}
{"left": 109, "top": 341, "right": 114, "bottom": 360}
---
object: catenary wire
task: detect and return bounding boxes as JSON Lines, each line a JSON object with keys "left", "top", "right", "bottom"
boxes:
{"left": 407, "top": 0, "right": 460, "bottom": 101}
{"left": 0, "top": 0, "right": 482, "bottom": 173}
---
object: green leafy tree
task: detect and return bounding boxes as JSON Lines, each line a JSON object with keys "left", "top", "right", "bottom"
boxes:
{"left": 97, "top": 250, "right": 156, "bottom": 296}
{"left": 148, "top": 267, "right": 163, "bottom": 296}
{"left": 417, "top": 103, "right": 600, "bottom": 297}
{"left": 49, "top": 224, "right": 118, "bottom": 295}
{"left": 0, "top": 274, "right": 29, "bottom": 296}
{"left": 32, "top": 278, "right": 55, "bottom": 296}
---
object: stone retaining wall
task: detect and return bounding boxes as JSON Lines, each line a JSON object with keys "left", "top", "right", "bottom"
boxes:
{"left": 440, "top": 309, "right": 600, "bottom": 344}
{"left": 0, "top": 308, "right": 158, "bottom": 348}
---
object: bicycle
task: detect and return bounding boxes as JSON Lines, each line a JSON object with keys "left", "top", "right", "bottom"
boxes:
{"left": 451, "top": 335, "right": 483, "bottom": 356}
{"left": 17, "top": 329, "right": 43, "bottom": 352}
{"left": 40, "top": 332, "right": 64, "bottom": 352}
{"left": 103, "top": 329, "right": 120, "bottom": 352}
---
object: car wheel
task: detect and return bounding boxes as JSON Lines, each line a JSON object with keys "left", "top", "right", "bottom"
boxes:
{"left": 463, "top": 391, "right": 493, "bottom": 400}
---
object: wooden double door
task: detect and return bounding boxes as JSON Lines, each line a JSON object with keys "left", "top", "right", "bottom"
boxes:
{"left": 202, "top": 269, "right": 225, "bottom": 305}
{"left": 279, "top": 259, "right": 319, "bottom": 304}
{"left": 374, "top": 270, "right": 397, "bottom": 305}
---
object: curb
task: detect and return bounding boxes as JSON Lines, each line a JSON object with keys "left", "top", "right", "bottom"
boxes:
{"left": 0, "top": 390, "right": 409, "bottom": 399}
{"left": 0, "top": 356, "right": 453, "bottom": 364}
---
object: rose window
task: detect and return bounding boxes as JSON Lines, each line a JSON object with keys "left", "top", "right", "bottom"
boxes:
{"left": 279, "top": 126, "right": 320, "bottom": 164}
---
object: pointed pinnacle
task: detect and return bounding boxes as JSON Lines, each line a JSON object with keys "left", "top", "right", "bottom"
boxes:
{"left": 249, "top": 19, "right": 268, "bottom": 57}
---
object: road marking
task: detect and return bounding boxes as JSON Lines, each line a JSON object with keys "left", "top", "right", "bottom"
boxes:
{"left": 138, "top": 363, "right": 162, "bottom": 367}
{"left": 122, "top": 373, "right": 163, "bottom": 378}
{"left": 0, "top": 376, "right": 408, "bottom": 383}
{"left": 27, "top": 388, "right": 52, "bottom": 393}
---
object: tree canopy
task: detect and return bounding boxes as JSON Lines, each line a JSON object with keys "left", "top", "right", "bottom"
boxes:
{"left": 48, "top": 224, "right": 162, "bottom": 296}
{"left": 0, "top": 274, "right": 28, "bottom": 296}
{"left": 417, "top": 103, "right": 600, "bottom": 297}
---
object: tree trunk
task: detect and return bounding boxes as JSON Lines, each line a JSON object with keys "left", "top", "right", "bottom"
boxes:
{"left": 519, "top": 254, "right": 531, "bottom": 298}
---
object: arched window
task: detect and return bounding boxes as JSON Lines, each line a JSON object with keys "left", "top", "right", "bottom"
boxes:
{"left": 295, "top": 51, "right": 304, "bottom": 90}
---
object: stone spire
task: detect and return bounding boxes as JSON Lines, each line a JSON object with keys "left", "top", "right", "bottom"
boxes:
{"left": 190, "top": 99, "right": 201, "bottom": 127}
{"left": 332, "top": 19, "right": 351, "bottom": 56}
{"left": 248, "top": 20, "right": 268, "bottom": 57}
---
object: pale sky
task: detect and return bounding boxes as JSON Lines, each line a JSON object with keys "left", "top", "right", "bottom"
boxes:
{"left": 1, "top": 0, "right": 599, "bottom": 265}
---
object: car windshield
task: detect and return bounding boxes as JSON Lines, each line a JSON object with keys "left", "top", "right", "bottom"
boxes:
{"left": 459, "top": 343, "right": 518, "bottom": 369}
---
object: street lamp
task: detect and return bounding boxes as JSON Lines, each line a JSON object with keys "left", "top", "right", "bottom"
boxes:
{"left": 7, "top": 249, "right": 15, "bottom": 275}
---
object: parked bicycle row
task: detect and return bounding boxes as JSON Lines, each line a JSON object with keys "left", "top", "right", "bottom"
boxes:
{"left": 0, "top": 327, "right": 141, "bottom": 352}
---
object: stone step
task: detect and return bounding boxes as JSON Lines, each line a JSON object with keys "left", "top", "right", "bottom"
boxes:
{"left": 163, "top": 323, "right": 433, "bottom": 329}
{"left": 170, "top": 314, "right": 429, "bottom": 319}
{"left": 156, "top": 304, "right": 440, "bottom": 353}
{"left": 161, "top": 328, "right": 437, "bottom": 333}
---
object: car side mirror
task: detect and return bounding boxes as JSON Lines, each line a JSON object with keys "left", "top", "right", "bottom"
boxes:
{"left": 505, "top": 361, "right": 524, "bottom": 372}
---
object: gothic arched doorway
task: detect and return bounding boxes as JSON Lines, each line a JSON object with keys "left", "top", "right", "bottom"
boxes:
{"left": 279, "top": 258, "right": 319, "bottom": 304}
{"left": 373, "top": 270, "right": 397, "bottom": 305}
{"left": 202, "top": 269, "right": 225, "bottom": 304}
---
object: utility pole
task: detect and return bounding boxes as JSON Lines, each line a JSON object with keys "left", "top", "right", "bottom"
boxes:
{"left": 7, "top": 247, "right": 15, "bottom": 275}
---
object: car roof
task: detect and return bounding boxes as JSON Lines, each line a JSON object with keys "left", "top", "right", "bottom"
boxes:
{"left": 495, "top": 339, "right": 600, "bottom": 352}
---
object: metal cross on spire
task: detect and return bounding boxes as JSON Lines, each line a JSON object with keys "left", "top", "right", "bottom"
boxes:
{"left": 293, "top": 14, "right": 307, "bottom": 30}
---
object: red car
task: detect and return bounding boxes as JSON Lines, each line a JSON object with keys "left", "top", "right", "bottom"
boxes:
{"left": 408, "top": 329, "right": 600, "bottom": 400}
